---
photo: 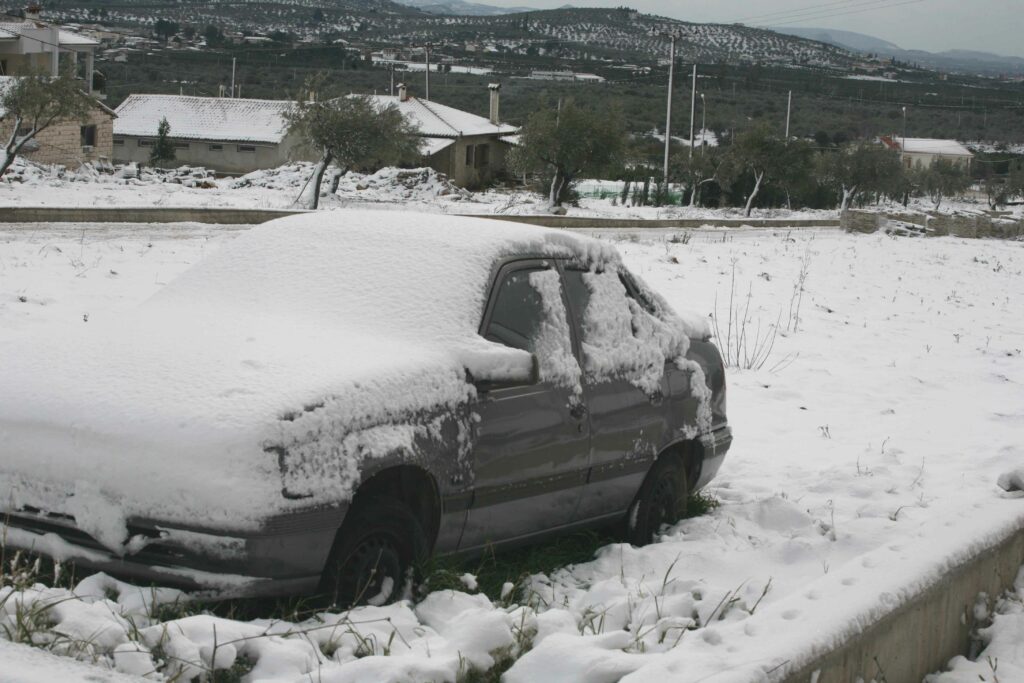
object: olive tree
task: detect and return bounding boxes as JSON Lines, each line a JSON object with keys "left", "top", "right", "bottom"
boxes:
{"left": 817, "top": 142, "right": 904, "bottom": 211}
{"left": 286, "top": 85, "right": 421, "bottom": 209}
{"left": 509, "top": 99, "right": 625, "bottom": 213}
{"left": 916, "top": 159, "right": 970, "bottom": 210}
{"left": 719, "top": 125, "right": 789, "bottom": 217}
{"left": 670, "top": 147, "right": 722, "bottom": 207}
{"left": 0, "top": 68, "right": 93, "bottom": 178}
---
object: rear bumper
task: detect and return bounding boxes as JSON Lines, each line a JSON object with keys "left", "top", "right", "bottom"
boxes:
{"left": 695, "top": 424, "right": 732, "bottom": 491}
{"left": 0, "top": 506, "right": 346, "bottom": 598}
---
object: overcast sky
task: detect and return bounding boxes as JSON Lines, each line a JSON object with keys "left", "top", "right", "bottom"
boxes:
{"left": 482, "top": 0, "right": 1024, "bottom": 58}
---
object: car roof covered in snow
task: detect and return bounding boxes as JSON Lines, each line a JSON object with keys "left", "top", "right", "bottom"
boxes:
{"left": 362, "top": 94, "right": 518, "bottom": 138}
{"left": 148, "top": 211, "right": 615, "bottom": 340}
{"left": 113, "top": 94, "right": 293, "bottom": 144}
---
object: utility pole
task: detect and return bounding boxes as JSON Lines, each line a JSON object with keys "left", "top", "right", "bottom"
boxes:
{"left": 785, "top": 90, "right": 792, "bottom": 141}
{"left": 652, "top": 28, "right": 683, "bottom": 186}
{"left": 689, "top": 64, "right": 697, "bottom": 159}
{"left": 700, "top": 93, "right": 706, "bottom": 157}
{"left": 902, "top": 106, "right": 907, "bottom": 152}
{"left": 389, "top": 64, "right": 395, "bottom": 95}
{"left": 423, "top": 43, "right": 432, "bottom": 100}
{"left": 231, "top": 57, "right": 236, "bottom": 98}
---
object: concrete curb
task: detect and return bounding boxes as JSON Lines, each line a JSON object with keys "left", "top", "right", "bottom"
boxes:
{"left": 460, "top": 214, "right": 840, "bottom": 229}
{"left": 781, "top": 528, "right": 1024, "bottom": 682}
{"left": 0, "top": 206, "right": 307, "bottom": 225}
{"left": 0, "top": 206, "right": 840, "bottom": 229}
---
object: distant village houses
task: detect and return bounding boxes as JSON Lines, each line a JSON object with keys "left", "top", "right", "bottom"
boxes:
{"left": 112, "top": 84, "right": 518, "bottom": 185}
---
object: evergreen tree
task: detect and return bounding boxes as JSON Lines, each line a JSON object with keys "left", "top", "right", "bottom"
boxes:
{"left": 150, "top": 117, "right": 176, "bottom": 167}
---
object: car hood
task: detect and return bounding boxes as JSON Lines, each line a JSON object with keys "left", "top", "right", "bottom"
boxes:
{"left": 0, "top": 309, "right": 477, "bottom": 546}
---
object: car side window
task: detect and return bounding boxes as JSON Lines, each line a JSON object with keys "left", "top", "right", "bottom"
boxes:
{"left": 484, "top": 267, "right": 546, "bottom": 351}
{"left": 563, "top": 267, "right": 670, "bottom": 394}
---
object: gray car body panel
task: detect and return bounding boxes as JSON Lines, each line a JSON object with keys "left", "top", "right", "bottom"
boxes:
{"left": 2, "top": 253, "right": 732, "bottom": 596}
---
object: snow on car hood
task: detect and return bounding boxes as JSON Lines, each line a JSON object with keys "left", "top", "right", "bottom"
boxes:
{"left": 0, "top": 211, "right": 621, "bottom": 547}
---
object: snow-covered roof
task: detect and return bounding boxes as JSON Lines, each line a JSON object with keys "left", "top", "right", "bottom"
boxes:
{"left": 420, "top": 137, "right": 455, "bottom": 156}
{"left": 886, "top": 137, "right": 973, "bottom": 157}
{"left": 0, "top": 21, "right": 99, "bottom": 47}
{"left": 364, "top": 94, "right": 517, "bottom": 138}
{"left": 114, "top": 94, "right": 293, "bottom": 144}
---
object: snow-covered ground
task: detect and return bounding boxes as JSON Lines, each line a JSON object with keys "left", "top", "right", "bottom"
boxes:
{"left": 1, "top": 222, "right": 1024, "bottom": 682}
{"left": 0, "top": 159, "right": 843, "bottom": 221}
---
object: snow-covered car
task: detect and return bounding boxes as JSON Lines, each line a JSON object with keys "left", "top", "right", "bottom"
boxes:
{"left": 0, "top": 212, "right": 731, "bottom": 604}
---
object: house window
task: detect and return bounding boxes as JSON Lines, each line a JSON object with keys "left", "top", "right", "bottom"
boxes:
{"left": 237, "top": 145, "right": 256, "bottom": 153}
{"left": 476, "top": 144, "right": 490, "bottom": 168}
{"left": 138, "top": 139, "right": 153, "bottom": 147}
{"left": 465, "top": 144, "right": 475, "bottom": 167}
{"left": 113, "top": 138, "right": 124, "bottom": 146}
{"left": 209, "top": 144, "right": 224, "bottom": 151}
{"left": 80, "top": 125, "right": 97, "bottom": 147}
{"left": 174, "top": 142, "right": 190, "bottom": 150}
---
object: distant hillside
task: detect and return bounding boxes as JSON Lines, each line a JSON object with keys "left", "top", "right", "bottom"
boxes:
{"left": 378, "top": 7, "right": 856, "bottom": 66}
{"left": 395, "top": 0, "right": 537, "bottom": 16}
{"left": 771, "top": 26, "right": 1024, "bottom": 75}
{"left": 767, "top": 27, "right": 899, "bottom": 53}
{"left": 35, "top": 2, "right": 858, "bottom": 68}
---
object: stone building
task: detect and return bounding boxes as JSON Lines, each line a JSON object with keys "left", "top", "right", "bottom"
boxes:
{"left": 0, "top": 75, "right": 116, "bottom": 168}
{"left": 880, "top": 136, "right": 974, "bottom": 172}
{"left": 364, "top": 83, "right": 518, "bottom": 189}
{"left": 113, "top": 94, "right": 310, "bottom": 174}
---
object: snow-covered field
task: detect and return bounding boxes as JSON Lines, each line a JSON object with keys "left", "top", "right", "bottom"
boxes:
{"left": 1, "top": 221, "right": 1024, "bottom": 682}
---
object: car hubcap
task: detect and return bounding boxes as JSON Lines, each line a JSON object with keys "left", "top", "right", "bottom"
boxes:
{"left": 336, "top": 534, "right": 403, "bottom": 606}
{"left": 647, "top": 476, "right": 677, "bottom": 537}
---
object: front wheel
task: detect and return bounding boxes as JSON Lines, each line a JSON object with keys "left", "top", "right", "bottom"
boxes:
{"left": 319, "top": 497, "right": 427, "bottom": 608}
{"left": 624, "top": 458, "right": 688, "bottom": 546}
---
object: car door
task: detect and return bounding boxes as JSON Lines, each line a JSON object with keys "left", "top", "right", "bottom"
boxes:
{"left": 458, "top": 259, "right": 591, "bottom": 551}
{"left": 561, "top": 265, "right": 671, "bottom": 521}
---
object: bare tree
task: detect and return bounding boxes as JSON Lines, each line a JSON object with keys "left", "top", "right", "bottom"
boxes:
{"left": 0, "top": 68, "right": 93, "bottom": 178}
{"left": 817, "top": 142, "right": 904, "bottom": 212}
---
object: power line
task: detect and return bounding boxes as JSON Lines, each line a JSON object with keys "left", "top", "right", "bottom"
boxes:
{"left": 735, "top": 0, "right": 894, "bottom": 24}
{"left": 767, "top": 0, "right": 927, "bottom": 27}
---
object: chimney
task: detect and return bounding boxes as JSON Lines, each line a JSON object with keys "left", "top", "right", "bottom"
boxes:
{"left": 398, "top": 83, "right": 409, "bottom": 102}
{"left": 25, "top": 3, "right": 41, "bottom": 21}
{"left": 488, "top": 83, "right": 501, "bottom": 125}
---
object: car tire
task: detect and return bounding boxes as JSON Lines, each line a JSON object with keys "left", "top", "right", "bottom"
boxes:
{"left": 625, "top": 457, "right": 688, "bottom": 546}
{"left": 319, "top": 497, "right": 427, "bottom": 608}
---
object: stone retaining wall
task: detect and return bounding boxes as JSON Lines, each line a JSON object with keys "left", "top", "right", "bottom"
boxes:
{"left": 842, "top": 210, "right": 1023, "bottom": 239}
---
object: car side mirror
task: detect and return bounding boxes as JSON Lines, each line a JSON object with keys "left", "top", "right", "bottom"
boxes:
{"left": 461, "top": 346, "right": 540, "bottom": 392}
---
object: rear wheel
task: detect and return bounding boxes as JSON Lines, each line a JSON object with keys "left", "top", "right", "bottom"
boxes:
{"left": 320, "top": 497, "right": 426, "bottom": 608}
{"left": 625, "top": 457, "right": 688, "bottom": 546}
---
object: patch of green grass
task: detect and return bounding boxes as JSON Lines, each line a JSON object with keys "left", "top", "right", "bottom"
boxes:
{"left": 687, "top": 491, "right": 721, "bottom": 518}
{"left": 422, "top": 526, "right": 619, "bottom": 605}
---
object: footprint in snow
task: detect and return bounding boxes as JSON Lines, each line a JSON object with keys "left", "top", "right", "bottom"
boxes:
{"left": 782, "top": 609, "right": 801, "bottom": 620}
{"left": 841, "top": 577, "right": 857, "bottom": 586}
